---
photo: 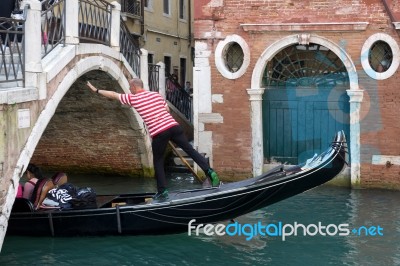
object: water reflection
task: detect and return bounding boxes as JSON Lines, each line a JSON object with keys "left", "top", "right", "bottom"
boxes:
{"left": 345, "top": 189, "right": 400, "bottom": 265}
{"left": 190, "top": 186, "right": 400, "bottom": 265}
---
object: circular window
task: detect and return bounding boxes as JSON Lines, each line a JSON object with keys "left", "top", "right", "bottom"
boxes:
{"left": 215, "top": 35, "right": 250, "bottom": 79}
{"left": 368, "top": 41, "right": 392, "bottom": 73}
{"left": 361, "top": 33, "right": 399, "bottom": 80}
{"left": 224, "top": 42, "right": 244, "bottom": 73}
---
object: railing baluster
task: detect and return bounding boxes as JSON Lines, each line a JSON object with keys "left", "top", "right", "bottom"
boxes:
{"left": 148, "top": 64, "right": 160, "bottom": 92}
{"left": 0, "top": 15, "right": 25, "bottom": 84}
{"left": 165, "top": 73, "right": 192, "bottom": 123}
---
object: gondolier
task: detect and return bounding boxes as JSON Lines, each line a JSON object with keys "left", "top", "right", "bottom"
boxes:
{"left": 86, "top": 78, "right": 220, "bottom": 200}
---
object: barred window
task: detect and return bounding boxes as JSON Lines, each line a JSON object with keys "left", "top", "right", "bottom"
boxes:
{"left": 224, "top": 42, "right": 244, "bottom": 73}
{"left": 215, "top": 35, "right": 250, "bottom": 79}
{"left": 263, "top": 44, "right": 349, "bottom": 87}
{"left": 368, "top": 41, "right": 393, "bottom": 73}
{"left": 361, "top": 33, "right": 399, "bottom": 80}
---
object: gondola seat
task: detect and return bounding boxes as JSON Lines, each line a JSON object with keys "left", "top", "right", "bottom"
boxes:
{"left": 51, "top": 172, "right": 68, "bottom": 187}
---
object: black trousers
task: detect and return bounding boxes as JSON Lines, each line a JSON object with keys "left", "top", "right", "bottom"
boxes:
{"left": 152, "top": 125, "right": 210, "bottom": 192}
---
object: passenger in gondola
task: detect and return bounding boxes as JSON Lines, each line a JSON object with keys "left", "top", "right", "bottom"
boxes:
{"left": 22, "top": 163, "right": 44, "bottom": 200}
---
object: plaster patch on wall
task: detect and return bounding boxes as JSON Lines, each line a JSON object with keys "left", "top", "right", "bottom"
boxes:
{"left": 17, "top": 109, "right": 31, "bottom": 129}
{"left": 207, "top": 0, "right": 223, "bottom": 7}
{"left": 203, "top": 31, "right": 223, "bottom": 39}
{"left": 372, "top": 155, "right": 400, "bottom": 165}
{"left": 212, "top": 94, "right": 223, "bottom": 103}
{"left": 198, "top": 113, "right": 223, "bottom": 123}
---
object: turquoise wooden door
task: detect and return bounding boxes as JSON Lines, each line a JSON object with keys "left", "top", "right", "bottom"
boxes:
{"left": 263, "top": 86, "right": 350, "bottom": 164}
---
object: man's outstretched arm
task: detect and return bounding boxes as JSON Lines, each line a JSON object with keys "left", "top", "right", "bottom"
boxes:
{"left": 87, "top": 81, "right": 120, "bottom": 101}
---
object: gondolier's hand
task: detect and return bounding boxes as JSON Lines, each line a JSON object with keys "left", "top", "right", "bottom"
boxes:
{"left": 87, "top": 81, "right": 98, "bottom": 93}
{"left": 86, "top": 81, "right": 120, "bottom": 100}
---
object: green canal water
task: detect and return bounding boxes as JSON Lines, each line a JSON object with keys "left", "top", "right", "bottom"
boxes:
{"left": 1, "top": 173, "right": 399, "bottom": 265}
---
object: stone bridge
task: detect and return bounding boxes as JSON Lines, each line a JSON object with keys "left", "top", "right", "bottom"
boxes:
{"left": 0, "top": 0, "right": 170, "bottom": 250}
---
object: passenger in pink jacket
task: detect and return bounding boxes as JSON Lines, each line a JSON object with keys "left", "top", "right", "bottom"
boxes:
{"left": 22, "top": 164, "right": 44, "bottom": 201}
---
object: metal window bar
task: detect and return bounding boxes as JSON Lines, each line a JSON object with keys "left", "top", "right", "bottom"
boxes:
{"left": 148, "top": 63, "right": 159, "bottom": 92}
{"left": 264, "top": 44, "right": 349, "bottom": 87}
{"left": 121, "top": 0, "right": 141, "bottom": 17}
{"left": 119, "top": 20, "right": 141, "bottom": 76}
{"left": 224, "top": 42, "right": 243, "bottom": 73}
{"left": 165, "top": 72, "right": 192, "bottom": 122}
{"left": 368, "top": 41, "right": 392, "bottom": 72}
{"left": 0, "top": 14, "right": 26, "bottom": 84}
{"left": 78, "top": 0, "right": 112, "bottom": 45}
{"left": 41, "top": 0, "right": 66, "bottom": 58}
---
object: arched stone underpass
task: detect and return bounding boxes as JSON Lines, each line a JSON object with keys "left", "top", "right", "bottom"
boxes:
{"left": 31, "top": 70, "right": 151, "bottom": 177}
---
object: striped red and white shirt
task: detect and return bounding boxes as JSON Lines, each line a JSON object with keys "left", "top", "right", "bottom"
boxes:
{"left": 119, "top": 91, "right": 178, "bottom": 137}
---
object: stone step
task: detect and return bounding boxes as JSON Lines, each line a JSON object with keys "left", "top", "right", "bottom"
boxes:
{"left": 173, "top": 156, "right": 194, "bottom": 166}
{"left": 169, "top": 143, "right": 208, "bottom": 168}
{"left": 171, "top": 145, "right": 194, "bottom": 166}
{"left": 172, "top": 146, "right": 189, "bottom": 157}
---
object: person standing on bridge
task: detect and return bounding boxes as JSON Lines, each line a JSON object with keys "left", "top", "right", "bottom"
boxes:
{"left": 86, "top": 78, "right": 220, "bottom": 201}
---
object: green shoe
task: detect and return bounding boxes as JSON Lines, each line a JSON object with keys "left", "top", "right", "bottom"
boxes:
{"left": 207, "top": 168, "right": 220, "bottom": 187}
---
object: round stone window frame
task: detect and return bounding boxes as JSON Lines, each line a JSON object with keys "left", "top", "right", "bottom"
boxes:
{"left": 361, "top": 33, "right": 400, "bottom": 80}
{"left": 215, "top": 34, "right": 250, "bottom": 79}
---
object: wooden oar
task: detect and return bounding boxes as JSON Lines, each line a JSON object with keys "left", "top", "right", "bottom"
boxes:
{"left": 168, "top": 141, "right": 202, "bottom": 183}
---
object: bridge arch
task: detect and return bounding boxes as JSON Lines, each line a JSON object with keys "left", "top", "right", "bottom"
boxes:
{"left": 18, "top": 54, "right": 152, "bottom": 175}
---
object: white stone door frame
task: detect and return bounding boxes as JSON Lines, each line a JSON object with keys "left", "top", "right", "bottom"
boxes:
{"left": 247, "top": 34, "right": 363, "bottom": 188}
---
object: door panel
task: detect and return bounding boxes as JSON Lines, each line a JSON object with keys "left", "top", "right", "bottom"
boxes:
{"left": 263, "top": 87, "right": 349, "bottom": 164}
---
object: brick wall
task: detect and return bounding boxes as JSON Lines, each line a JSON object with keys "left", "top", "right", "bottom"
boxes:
{"left": 31, "top": 70, "right": 146, "bottom": 176}
{"left": 195, "top": 0, "right": 400, "bottom": 188}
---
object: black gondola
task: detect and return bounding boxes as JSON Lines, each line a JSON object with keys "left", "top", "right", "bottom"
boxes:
{"left": 8, "top": 131, "right": 347, "bottom": 237}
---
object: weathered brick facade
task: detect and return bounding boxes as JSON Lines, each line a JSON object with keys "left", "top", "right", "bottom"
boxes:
{"left": 31, "top": 71, "right": 145, "bottom": 176}
{"left": 194, "top": 0, "right": 400, "bottom": 189}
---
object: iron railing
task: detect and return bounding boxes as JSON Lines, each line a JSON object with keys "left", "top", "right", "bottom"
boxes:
{"left": 78, "top": 0, "right": 112, "bottom": 45}
{"left": 120, "top": 20, "right": 141, "bottom": 76}
{"left": 1, "top": 0, "right": 141, "bottom": 84}
{"left": 148, "top": 63, "right": 159, "bottom": 92}
{"left": 165, "top": 73, "right": 192, "bottom": 122}
{"left": 41, "top": 0, "right": 65, "bottom": 58}
{"left": 121, "top": 0, "right": 141, "bottom": 18}
{"left": 0, "top": 16, "right": 25, "bottom": 84}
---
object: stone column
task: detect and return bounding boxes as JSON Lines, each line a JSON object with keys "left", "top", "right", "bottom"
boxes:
{"left": 158, "top": 62, "right": 166, "bottom": 99}
{"left": 193, "top": 41, "right": 213, "bottom": 164}
{"left": 24, "top": 0, "right": 42, "bottom": 94}
{"left": 110, "top": 1, "right": 120, "bottom": 51}
{"left": 140, "top": 48, "right": 149, "bottom": 90}
{"left": 64, "top": 0, "right": 79, "bottom": 44}
{"left": 247, "top": 88, "right": 265, "bottom": 176}
{"left": 347, "top": 89, "right": 364, "bottom": 189}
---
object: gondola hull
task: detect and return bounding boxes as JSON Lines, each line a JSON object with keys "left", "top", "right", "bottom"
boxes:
{"left": 7, "top": 131, "right": 347, "bottom": 237}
